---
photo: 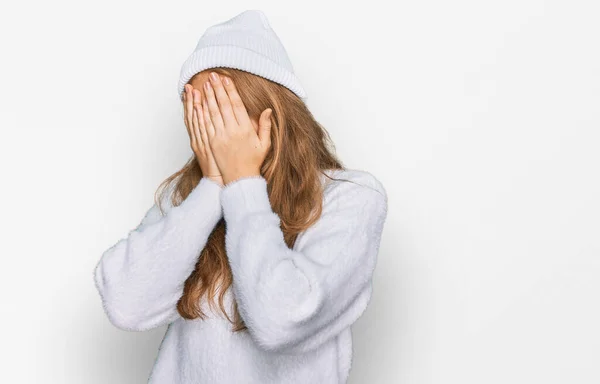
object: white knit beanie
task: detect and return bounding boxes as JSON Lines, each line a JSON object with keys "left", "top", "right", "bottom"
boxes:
{"left": 177, "top": 10, "right": 307, "bottom": 101}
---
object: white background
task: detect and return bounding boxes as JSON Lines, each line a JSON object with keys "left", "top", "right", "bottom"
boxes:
{"left": 1, "top": 1, "right": 598, "bottom": 383}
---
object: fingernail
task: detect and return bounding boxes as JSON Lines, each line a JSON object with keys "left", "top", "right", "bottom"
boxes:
{"left": 223, "top": 77, "right": 230, "bottom": 85}
{"left": 210, "top": 72, "right": 218, "bottom": 81}
{"left": 204, "top": 81, "right": 210, "bottom": 90}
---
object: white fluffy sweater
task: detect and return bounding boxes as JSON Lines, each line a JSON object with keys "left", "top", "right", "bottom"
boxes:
{"left": 94, "top": 168, "right": 388, "bottom": 383}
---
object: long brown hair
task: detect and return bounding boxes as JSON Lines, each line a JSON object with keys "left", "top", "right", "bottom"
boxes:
{"left": 154, "top": 67, "right": 345, "bottom": 332}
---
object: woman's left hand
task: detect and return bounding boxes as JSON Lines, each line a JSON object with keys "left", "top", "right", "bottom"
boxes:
{"left": 200, "top": 72, "right": 273, "bottom": 185}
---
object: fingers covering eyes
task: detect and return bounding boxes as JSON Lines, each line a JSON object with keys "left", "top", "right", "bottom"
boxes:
{"left": 191, "top": 105, "right": 202, "bottom": 149}
{"left": 184, "top": 86, "right": 194, "bottom": 135}
{"left": 202, "top": 98, "right": 215, "bottom": 137}
{"left": 221, "top": 77, "right": 252, "bottom": 126}
{"left": 210, "top": 77, "right": 236, "bottom": 126}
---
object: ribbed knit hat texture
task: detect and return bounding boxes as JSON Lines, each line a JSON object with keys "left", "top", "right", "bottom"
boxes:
{"left": 177, "top": 10, "right": 307, "bottom": 101}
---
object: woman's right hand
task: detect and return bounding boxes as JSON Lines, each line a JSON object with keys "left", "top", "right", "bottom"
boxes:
{"left": 183, "top": 84, "right": 224, "bottom": 187}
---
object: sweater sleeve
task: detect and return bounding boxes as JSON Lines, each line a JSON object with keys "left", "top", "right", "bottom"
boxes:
{"left": 93, "top": 176, "right": 223, "bottom": 332}
{"left": 220, "top": 174, "right": 388, "bottom": 354}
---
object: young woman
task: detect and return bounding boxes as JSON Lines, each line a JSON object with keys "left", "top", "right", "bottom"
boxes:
{"left": 94, "top": 9, "right": 388, "bottom": 384}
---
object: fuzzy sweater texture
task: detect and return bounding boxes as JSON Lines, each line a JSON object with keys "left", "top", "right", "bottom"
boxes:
{"left": 94, "top": 168, "right": 388, "bottom": 383}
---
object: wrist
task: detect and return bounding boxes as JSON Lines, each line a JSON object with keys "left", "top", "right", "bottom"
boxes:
{"left": 205, "top": 175, "right": 224, "bottom": 187}
{"left": 223, "top": 170, "right": 261, "bottom": 186}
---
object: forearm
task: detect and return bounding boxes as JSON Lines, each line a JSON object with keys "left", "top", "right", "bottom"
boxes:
{"left": 220, "top": 174, "right": 388, "bottom": 353}
{"left": 94, "top": 176, "right": 223, "bottom": 330}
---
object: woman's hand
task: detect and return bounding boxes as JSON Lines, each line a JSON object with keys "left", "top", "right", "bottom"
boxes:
{"left": 183, "top": 84, "right": 224, "bottom": 187}
{"left": 201, "top": 72, "right": 273, "bottom": 185}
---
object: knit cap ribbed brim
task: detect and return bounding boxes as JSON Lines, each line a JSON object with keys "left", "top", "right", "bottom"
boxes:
{"left": 177, "top": 10, "right": 307, "bottom": 101}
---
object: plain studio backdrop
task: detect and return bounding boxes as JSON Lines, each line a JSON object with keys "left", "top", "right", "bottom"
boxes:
{"left": 0, "top": 0, "right": 598, "bottom": 383}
